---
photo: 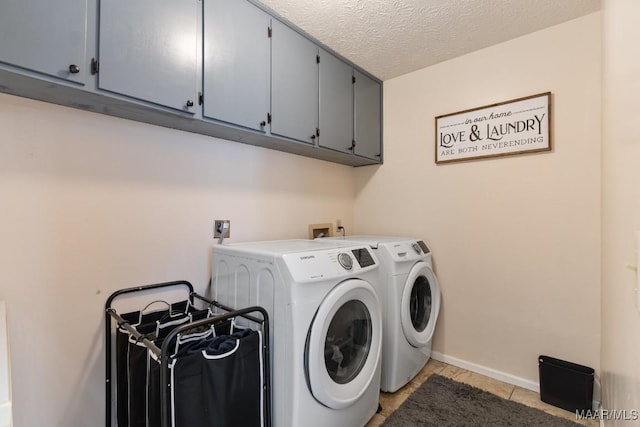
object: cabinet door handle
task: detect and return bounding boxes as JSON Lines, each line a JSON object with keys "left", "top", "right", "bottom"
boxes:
{"left": 68, "top": 64, "right": 80, "bottom": 74}
{"left": 310, "top": 135, "right": 316, "bottom": 140}
{"left": 186, "top": 100, "right": 194, "bottom": 107}
{"left": 260, "top": 121, "right": 266, "bottom": 127}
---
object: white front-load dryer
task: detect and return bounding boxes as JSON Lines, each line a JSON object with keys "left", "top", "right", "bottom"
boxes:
{"left": 325, "top": 236, "right": 441, "bottom": 392}
{"left": 211, "top": 239, "right": 383, "bottom": 427}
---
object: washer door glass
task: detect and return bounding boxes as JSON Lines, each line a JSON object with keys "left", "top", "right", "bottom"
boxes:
{"left": 325, "top": 300, "right": 372, "bottom": 384}
{"left": 400, "top": 262, "right": 441, "bottom": 348}
{"left": 307, "top": 279, "right": 382, "bottom": 410}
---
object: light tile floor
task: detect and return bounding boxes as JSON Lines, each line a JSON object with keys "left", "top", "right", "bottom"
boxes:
{"left": 365, "top": 359, "right": 598, "bottom": 427}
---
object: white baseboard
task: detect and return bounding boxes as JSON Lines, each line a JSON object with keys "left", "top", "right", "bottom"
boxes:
{"left": 0, "top": 401, "right": 11, "bottom": 427}
{"left": 431, "top": 351, "right": 540, "bottom": 392}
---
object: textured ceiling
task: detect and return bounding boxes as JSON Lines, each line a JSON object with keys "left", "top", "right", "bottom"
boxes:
{"left": 255, "top": 0, "right": 601, "bottom": 80}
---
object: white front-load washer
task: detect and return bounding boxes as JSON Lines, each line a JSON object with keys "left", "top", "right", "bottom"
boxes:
{"left": 325, "top": 236, "right": 441, "bottom": 392}
{"left": 211, "top": 239, "right": 383, "bottom": 427}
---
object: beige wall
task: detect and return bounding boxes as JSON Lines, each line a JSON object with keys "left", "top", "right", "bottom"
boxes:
{"left": 355, "top": 13, "right": 602, "bottom": 387}
{"left": 0, "top": 93, "right": 355, "bottom": 426}
{"left": 601, "top": 0, "right": 640, "bottom": 423}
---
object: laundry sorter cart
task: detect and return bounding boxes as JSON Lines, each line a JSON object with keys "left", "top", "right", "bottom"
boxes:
{"left": 105, "top": 280, "right": 271, "bottom": 427}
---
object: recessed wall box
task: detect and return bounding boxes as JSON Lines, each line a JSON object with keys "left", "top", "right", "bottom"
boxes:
{"left": 308, "top": 223, "right": 333, "bottom": 239}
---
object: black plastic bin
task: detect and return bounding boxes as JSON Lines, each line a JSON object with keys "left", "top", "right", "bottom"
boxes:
{"left": 538, "top": 355, "right": 594, "bottom": 413}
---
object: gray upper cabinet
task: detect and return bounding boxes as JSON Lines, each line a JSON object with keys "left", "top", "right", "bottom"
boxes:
{"left": 270, "top": 20, "right": 319, "bottom": 145}
{"left": 203, "top": 0, "right": 270, "bottom": 132}
{"left": 354, "top": 70, "right": 382, "bottom": 161}
{"left": 0, "top": 0, "right": 88, "bottom": 84}
{"left": 98, "top": 0, "right": 199, "bottom": 112}
{"left": 318, "top": 49, "right": 354, "bottom": 154}
{"left": 0, "top": 0, "right": 382, "bottom": 166}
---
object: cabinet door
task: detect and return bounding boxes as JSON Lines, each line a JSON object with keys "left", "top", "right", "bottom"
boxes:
{"left": 98, "top": 0, "right": 199, "bottom": 112}
{"left": 318, "top": 49, "right": 353, "bottom": 154}
{"left": 204, "top": 0, "right": 270, "bottom": 132}
{"left": 271, "top": 21, "right": 318, "bottom": 144}
{"left": 354, "top": 71, "right": 382, "bottom": 160}
{"left": 0, "top": 0, "right": 87, "bottom": 84}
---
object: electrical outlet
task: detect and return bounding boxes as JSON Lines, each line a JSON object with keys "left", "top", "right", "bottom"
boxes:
{"left": 214, "top": 220, "right": 231, "bottom": 238}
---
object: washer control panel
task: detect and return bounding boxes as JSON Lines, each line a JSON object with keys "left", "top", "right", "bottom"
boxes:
{"left": 351, "top": 248, "right": 376, "bottom": 268}
{"left": 283, "top": 245, "right": 378, "bottom": 282}
{"left": 338, "top": 252, "right": 353, "bottom": 270}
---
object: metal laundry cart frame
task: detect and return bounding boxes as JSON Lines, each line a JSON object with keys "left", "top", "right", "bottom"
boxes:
{"left": 105, "top": 280, "right": 271, "bottom": 427}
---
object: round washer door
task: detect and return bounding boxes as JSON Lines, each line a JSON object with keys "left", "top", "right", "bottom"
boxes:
{"left": 307, "top": 279, "right": 382, "bottom": 409}
{"left": 400, "top": 262, "right": 441, "bottom": 348}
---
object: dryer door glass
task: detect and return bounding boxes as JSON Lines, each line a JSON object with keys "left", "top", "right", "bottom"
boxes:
{"left": 410, "top": 275, "right": 432, "bottom": 332}
{"left": 401, "top": 263, "right": 441, "bottom": 348}
{"left": 324, "top": 300, "right": 372, "bottom": 384}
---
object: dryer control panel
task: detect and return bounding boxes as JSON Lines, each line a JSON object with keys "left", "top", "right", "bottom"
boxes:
{"left": 417, "top": 240, "right": 430, "bottom": 254}
{"left": 385, "top": 241, "right": 431, "bottom": 263}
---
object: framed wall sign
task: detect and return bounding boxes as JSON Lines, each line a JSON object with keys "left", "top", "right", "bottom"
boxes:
{"left": 435, "top": 92, "right": 551, "bottom": 164}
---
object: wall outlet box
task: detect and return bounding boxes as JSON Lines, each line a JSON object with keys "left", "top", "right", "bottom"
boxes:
{"left": 309, "top": 223, "right": 333, "bottom": 239}
{"left": 214, "top": 220, "right": 230, "bottom": 238}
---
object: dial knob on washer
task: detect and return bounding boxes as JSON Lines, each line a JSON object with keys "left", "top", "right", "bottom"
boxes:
{"left": 412, "top": 243, "right": 422, "bottom": 254}
{"left": 338, "top": 252, "right": 353, "bottom": 270}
